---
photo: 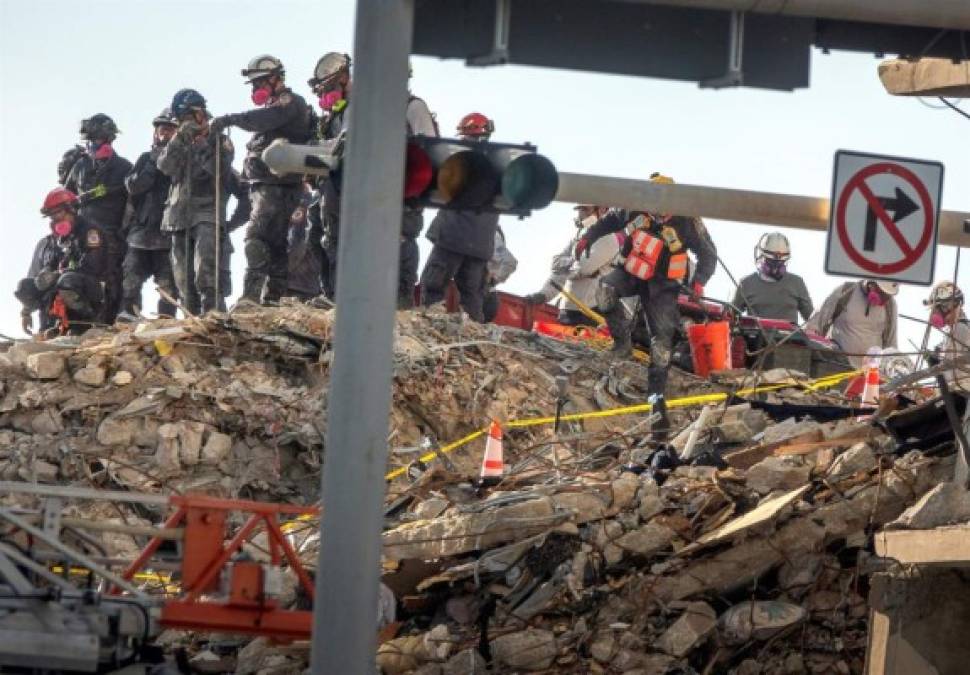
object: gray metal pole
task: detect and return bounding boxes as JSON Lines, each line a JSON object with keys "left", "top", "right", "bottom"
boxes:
{"left": 311, "top": 1, "right": 413, "bottom": 672}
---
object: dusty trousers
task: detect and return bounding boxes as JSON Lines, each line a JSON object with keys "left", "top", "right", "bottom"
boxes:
{"left": 597, "top": 267, "right": 680, "bottom": 397}
{"left": 121, "top": 248, "right": 178, "bottom": 316}
{"left": 171, "top": 222, "right": 229, "bottom": 315}
{"left": 419, "top": 246, "right": 488, "bottom": 322}
{"left": 243, "top": 184, "right": 303, "bottom": 303}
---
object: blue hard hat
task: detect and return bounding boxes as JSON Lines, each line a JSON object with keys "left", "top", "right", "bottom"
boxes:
{"left": 170, "top": 89, "right": 207, "bottom": 119}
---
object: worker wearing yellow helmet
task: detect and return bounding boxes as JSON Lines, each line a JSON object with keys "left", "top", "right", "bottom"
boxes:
{"left": 574, "top": 172, "right": 718, "bottom": 435}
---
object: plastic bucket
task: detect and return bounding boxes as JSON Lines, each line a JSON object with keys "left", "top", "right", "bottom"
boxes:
{"left": 688, "top": 321, "right": 732, "bottom": 377}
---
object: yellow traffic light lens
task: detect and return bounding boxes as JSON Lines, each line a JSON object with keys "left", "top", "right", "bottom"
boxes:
{"left": 404, "top": 143, "right": 433, "bottom": 198}
{"left": 437, "top": 151, "right": 497, "bottom": 208}
{"left": 501, "top": 154, "right": 559, "bottom": 209}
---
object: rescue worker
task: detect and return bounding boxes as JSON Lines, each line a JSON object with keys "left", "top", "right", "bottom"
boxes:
{"left": 526, "top": 204, "right": 623, "bottom": 326}
{"left": 15, "top": 188, "right": 111, "bottom": 334}
{"left": 924, "top": 281, "right": 970, "bottom": 389}
{"left": 420, "top": 113, "right": 498, "bottom": 321}
{"left": 577, "top": 173, "right": 717, "bottom": 429}
{"left": 308, "top": 53, "right": 438, "bottom": 306}
{"left": 308, "top": 52, "right": 351, "bottom": 299}
{"left": 399, "top": 62, "right": 439, "bottom": 308}
{"left": 210, "top": 55, "right": 314, "bottom": 305}
{"left": 158, "top": 88, "right": 234, "bottom": 315}
{"left": 287, "top": 190, "right": 323, "bottom": 300}
{"left": 120, "top": 109, "right": 179, "bottom": 318}
{"left": 64, "top": 113, "right": 132, "bottom": 321}
{"left": 57, "top": 145, "right": 85, "bottom": 186}
{"left": 806, "top": 279, "right": 898, "bottom": 368}
{"left": 732, "top": 232, "right": 813, "bottom": 324}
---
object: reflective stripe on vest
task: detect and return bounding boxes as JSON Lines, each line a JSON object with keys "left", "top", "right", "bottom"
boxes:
{"left": 624, "top": 230, "right": 663, "bottom": 280}
{"left": 667, "top": 252, "right": 688, "bottom": 280}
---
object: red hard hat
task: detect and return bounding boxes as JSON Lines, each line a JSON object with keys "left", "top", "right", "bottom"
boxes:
{"left": 457, "top": 112, "right": 494, "bottom": 138}
{"left": 40, "top": 187, "right": 79, "bottom": 215}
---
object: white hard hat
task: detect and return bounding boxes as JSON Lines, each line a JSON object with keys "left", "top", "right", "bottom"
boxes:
{"left": 755, "top": 232, "right": 791, "bottom": 261}
{"left": 870, "top": 280, "right": 899, "bottom": 296}
{"left": 925, "top": 280, "right": 964, "bottom": 306}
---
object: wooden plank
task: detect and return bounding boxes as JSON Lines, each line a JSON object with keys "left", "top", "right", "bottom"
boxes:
{"left": 874, "top": 526, "right": 970, "bottom": 564}
{"left": 773, "top": 434, "right": 868, "bottom": 457}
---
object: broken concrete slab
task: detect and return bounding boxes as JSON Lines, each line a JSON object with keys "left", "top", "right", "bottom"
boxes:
{"left": 692, "top": 485, "right": 809, "bottom": 549}
{"left": 72, "top": 365, "right": 106, "bottom": 387}
{"left": 26, "top": 351, "right": 66, "bottom": 380}
{"left": 655, "top": 601, "right": 716, "bottom": 657}
{"left": 490, "top": 629, "right": 557, "bottom": 671}
{"left": 614, "top": 522, "right": 676, "bottom": 557}
{"left": 745, "top": 456, "right": 813, "bottom": 495}
{"left": 826, "top": 442, "right": 876, "bottom": 483}
{"left": 888, "top": 481, "right": 970, "bottom": 531}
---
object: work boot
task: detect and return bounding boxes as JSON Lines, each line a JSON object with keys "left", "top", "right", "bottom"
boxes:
{"left": 649, "top": 394, "right": 670, "bottom": 440}
{"left": 241, "top": 271, "right": 265, "bottom": 304}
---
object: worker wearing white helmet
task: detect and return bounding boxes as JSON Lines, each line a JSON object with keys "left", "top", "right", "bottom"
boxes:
{"left": 733, "top": 232, "right": 813, "bottom": 323}
{"left": 925, "top": 281, "right": 970, "bottom": 389}
{"left": 806, "top": 279, "right": 899, "bottom": 367}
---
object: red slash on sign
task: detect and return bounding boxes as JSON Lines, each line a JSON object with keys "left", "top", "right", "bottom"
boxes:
{"left": 835, "top": 162, "right": 934, "bottom": 275}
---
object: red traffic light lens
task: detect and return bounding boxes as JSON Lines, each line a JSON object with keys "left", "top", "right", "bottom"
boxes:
{"left": 404, "top": 143, "right": 433, "bottom": 199}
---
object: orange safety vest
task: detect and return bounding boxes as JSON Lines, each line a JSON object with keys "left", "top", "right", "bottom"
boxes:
{"left": 623, "top": 226, "right": 687, "bottom": 281}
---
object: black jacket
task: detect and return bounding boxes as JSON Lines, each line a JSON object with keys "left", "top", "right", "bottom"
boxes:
{"left": 37, "top": 216, "right": 113, "bottom": 282}
{"left": 585, "top": 210, "right": 717, "bottom": 287}
{"left": 123, "top": 148, "right": 172, "bottom": 249}
{"left": 227, "top": 89, "right": 314, "bottom": 184}
{"left": 65, "top": 152, "right": 133, "bottom": 233}
{"left": 426, "top": 209, "right": 498, "bottom": 261}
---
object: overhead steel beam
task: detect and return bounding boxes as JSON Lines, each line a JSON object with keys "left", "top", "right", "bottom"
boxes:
{"left": 634, "top": 0, "right": 970, "bottom": 31}
{"left": 556, "top": 172, "right": 970, "bottom": 247}
{"left": 311, "top": 0, "right": 414, "bottom": 673}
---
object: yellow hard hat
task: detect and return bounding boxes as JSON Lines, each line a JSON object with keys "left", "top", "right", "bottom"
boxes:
{"left": 649, "top": 172, "right": 674, "bottom": 185}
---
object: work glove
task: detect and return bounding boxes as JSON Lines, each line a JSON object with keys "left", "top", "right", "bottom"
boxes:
{"left": 691, "top": 282, "right": 704, "bottom": 299}
{"left": 574, "top": 237, "right": 591, "bottom": 260}
{"left": 20, "top": 311, "right": 32, "bottom": 336}
{"left": 525, "top": 292, "right": 548, "bottom": 305}
{"left": 209, "top": 115, "right": 233, "bottom": 135}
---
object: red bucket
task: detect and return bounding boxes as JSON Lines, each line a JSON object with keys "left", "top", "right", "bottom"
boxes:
{"left": 688, "top": 321, "right": 732, "bottom": 377}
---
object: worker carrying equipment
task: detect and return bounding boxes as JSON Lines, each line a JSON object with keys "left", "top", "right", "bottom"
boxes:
{"left": 576, "top": 172, "right": 718, "bottom": 435}
{"left": 733, "top": 231, "right": 813, "bottom": 323}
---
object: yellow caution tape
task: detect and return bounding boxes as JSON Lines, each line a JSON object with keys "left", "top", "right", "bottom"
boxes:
{"left": 384, "top": 369, "right": 861, "bottom": 481}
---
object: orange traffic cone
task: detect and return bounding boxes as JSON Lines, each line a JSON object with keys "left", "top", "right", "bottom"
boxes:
{"left": 861, "top": 353, "right": 881, "bottom": 406}
{"left": 479, "top": 420, "right": 504, "bottom": 485}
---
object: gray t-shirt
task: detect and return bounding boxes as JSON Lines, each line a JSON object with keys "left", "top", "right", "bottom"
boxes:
{"left": 733, "top": 272, "right": 814, "bottom": 324}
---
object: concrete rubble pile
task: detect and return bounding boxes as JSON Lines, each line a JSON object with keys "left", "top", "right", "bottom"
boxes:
{"left": 0, "top": 303, "right": 957, "bottom": 674}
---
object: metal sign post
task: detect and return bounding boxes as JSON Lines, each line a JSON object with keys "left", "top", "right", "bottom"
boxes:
{"left": 311, "top": 1, "right": 414, "bottom": 672}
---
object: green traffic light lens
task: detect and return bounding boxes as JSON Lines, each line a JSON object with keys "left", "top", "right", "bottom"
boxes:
{"left": 501, "top": 154, "right": 559, "bottom": 209}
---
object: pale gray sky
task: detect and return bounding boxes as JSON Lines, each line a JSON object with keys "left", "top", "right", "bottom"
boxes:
{"left": 2, "top": 0, "right": 968, "bottom": 352}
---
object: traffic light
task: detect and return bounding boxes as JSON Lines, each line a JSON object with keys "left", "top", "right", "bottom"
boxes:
{"left": 404, "top": 136, "right": 558, "bottom": 215}
{"left": 261, "top": 137, "right": 559, "bottom": 215}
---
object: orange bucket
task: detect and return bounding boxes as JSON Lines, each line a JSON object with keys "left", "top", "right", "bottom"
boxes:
{"left": 687, "top": 321, "right": 732, "bottom": 377}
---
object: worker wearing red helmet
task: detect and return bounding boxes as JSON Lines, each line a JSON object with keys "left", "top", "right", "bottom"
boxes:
{"left": 420, "top": 113, "right": 501, "bottom": 321}
{"left": 577, "top": 173, "right": 717, "bottom": 434}
{"left": 15, "top": 188, "right": 112, "bottom": 335}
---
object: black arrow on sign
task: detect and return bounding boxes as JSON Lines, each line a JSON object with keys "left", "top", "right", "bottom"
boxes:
{"left": 863, "top": 187, "right": 920, "bottom": 251}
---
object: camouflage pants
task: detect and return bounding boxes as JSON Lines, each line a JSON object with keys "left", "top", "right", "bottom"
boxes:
{"left": 122, "top": 247, "right": 178, "bottom": 316}
{"left": 171, "top": 222, "right": 230, "bottom": 315}
{"left": 243, "top": 183, "right": 303, "bottom": 303}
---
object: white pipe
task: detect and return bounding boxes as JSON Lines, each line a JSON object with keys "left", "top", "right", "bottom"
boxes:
{"left": 634, "top": 0, "right": 970, "bottom": 32}
{"left": 555, "top": 172, "right": 970, "bottom": 247}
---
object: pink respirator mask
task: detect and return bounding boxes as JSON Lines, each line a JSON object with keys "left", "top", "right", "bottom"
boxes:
{"left": 866, "top": 289, "right": 885, "bottom": 307}
{"left": 319, "top": 89, "right": 343, "bottom": 111}
{"left": 51, "top": 221, "right": 73, "bottom": 238}
{"left": 251, "top": 86, "right": 273, "bottom": 106}
{"left": 930, "top": 311, "right": 948, "bottom": 329}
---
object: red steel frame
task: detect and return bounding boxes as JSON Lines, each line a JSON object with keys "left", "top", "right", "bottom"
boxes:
{"left": 116, "top": 494, "right": 320, "bottom": 641}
